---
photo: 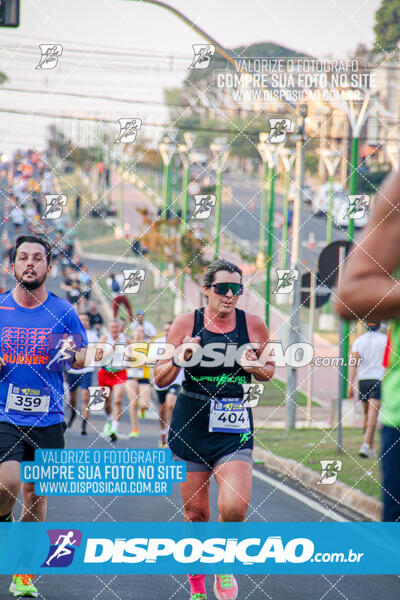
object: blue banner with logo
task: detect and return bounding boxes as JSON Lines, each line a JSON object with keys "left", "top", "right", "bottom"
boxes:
{"left": 0, "top": 522, "right": 399, "bottom": 574}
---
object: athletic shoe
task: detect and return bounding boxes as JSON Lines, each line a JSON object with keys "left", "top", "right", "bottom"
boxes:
{"left": 359, "top": 442, "right": 375, "bottom": 458}
{"left": 158, "top": 434, "right": 167, "bottom": 448}
{"left": 103, "top": 421, "right": 112, "bottom": 437}
{"left": 140, "top": 409, "right": 146, "bottom": 419}
{"left": 190, "top": 595, "right": 207, "bottom": 600}
{"left": 9, "top": 574, "right": 38, "bottom": 598}
{"left": 129, "top": 429, "right": 139, "bottom": 438}
{"left": 213, "top": 575, "right": 238, "bottom": 600}
{"left": 81, "top": 429, "right": 88, "bottom": 436}
{"left": 109, "top": 427, "right": 118, "bottom": 443}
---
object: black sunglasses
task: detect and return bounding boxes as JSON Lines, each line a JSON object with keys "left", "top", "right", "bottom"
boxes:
{"left": 210, "top": 282, "right": 243, "bottom": 296}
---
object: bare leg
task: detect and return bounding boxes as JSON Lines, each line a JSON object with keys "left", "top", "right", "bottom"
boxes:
{"left": 213, "top": 460, "right": 253, "bottom": 522}
{"left": 0, "top": 461, "right": 20, "bottom": 517}
{"left": 180, "top": 471, "right": 211, "bottom": 522}
{"left": 364, "top": 399, "right": 381, "bottom": 449}
{"left": 165, "top": 392, "right": 177, "bottom": 427}
{"left": 126, "top": 379, "right": 139, "bottom": 432}
{"left": 113, "top": 383, "right": 125, "bottom": 423}
{"left": 81, "top": 388, "right": 90, "bottom": 421}
{"left": 362, "top": 401, "right": 369, "bottom": 432}
{"left": 21, "top": 482, "right": 47, "bottom": 522}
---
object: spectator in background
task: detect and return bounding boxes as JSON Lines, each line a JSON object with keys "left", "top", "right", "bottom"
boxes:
{"left": 65, "top": 312, "right": 99, "bottom": 435}
{"left": 87, "top": 301, "right": 104, "bottom": 334}
{"left": 61, "top": 269, "right": 81, "bottom": 307}
{"left": 348, "top": 322, "right": 387, "bottom": 459}
{"left": 1, "top": 235, "right": 13, "bottom": 274}
{"left": 9, "top": 203, "right": 25, "bottom": 233}
{"left": 75, "top": 194, "right": 81, "bottom": 219}
{"left": 108, "top": 272, "right": 133, "bottom": 321}
{"left": 78, "top": 264, "right": 92, "bottom": 308}
{"left": 129, "top": 309, "right": 156, "bottom": 342}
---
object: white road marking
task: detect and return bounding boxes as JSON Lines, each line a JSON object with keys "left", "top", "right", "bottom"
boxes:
{"left": 253, "top": 468, "right": 347, "bottom": 522}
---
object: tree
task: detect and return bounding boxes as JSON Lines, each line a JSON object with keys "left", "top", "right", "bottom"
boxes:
{"left": 373, "top": 0, "right": 400, "bottom": 54}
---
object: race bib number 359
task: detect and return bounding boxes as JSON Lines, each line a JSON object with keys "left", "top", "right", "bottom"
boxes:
{"left": 5, "top": 384, "right": 50, "bottom": 413}
{"left": 209, "top": 398, "right": 250, "bottom": 433}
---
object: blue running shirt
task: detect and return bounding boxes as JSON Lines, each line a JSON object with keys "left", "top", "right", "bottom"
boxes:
{"left": 0, "top": 290, "right": 88, "bottom": 427}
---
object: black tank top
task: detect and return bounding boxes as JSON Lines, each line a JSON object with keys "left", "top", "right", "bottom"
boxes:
{"left": 182, "top": 307, "right": 252, "bottom": 398}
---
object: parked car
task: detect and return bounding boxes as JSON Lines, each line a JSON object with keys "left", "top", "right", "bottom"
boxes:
{"left": 311, "top": 182, "right": 344, "bottom": 216}
{"left": 289, "top": 182, "right": 312, "bottom": 203}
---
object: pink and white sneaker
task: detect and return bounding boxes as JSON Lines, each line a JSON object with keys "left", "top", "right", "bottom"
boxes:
{"left": 213, "top": 575, "right": 238, "bottom": 600}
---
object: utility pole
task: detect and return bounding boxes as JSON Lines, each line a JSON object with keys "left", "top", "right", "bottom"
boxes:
{"left": 285, "top": 104, "right": 308, "bottom": 432}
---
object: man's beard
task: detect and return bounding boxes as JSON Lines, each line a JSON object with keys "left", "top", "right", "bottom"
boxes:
{"left": 16, "top": 272, "right": 47, "bottom": 291}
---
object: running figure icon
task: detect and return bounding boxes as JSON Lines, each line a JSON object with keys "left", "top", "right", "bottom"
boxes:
{"left": 45, "top": 531, "right": 77, "bottom": 566}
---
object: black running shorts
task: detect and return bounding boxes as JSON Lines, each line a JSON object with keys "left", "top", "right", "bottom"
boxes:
{"left": 0, "top": 421, "right": 67, "bottom": 464}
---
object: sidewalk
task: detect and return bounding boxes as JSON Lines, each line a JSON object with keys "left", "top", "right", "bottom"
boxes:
{"left": 81, "top": 168, "right": 358, "bottom": 428}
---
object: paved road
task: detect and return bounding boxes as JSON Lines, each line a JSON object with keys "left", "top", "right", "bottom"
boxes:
{"left": 1, "top": 413, "right": 399, "bottom": 598}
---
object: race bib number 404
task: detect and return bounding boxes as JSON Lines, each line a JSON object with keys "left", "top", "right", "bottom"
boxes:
{"left": 5, "top": 384, "right": 50, "bottom": 413}
{"left": 209, "top": 398, "right": 250, "bottom": 433}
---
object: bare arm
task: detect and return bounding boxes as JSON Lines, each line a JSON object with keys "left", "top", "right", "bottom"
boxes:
{"left": 153, "top": 313, "right": 195, "bottom": 388}
{"left": 335, "top": 171, "right": 400, "bottom": 321}
{"left": 242, "top": 314, "right": 275, "bottom": 382}
{"left": 347, "top": 350, "right": 360, "bottom": 398}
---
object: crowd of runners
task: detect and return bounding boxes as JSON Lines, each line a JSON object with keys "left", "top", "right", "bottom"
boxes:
{"left": 0, "top": 147, "right": 400, "bottom": 600}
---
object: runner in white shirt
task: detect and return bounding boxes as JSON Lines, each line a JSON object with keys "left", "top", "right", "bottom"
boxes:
{"left": 129, "top": 309, "right": 156, "bottom": 342}
{"left": 65, "top": 313, "right": 99, "bottom": 435}
{"left": 152, "top": 322, "right": 183, "bottom": 448}
{"left": 348, "top": 322, "right": 387, "bottom": 458}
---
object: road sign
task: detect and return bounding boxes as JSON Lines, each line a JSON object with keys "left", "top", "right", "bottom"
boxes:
{"left": 318, "top": 240, "right": 353, "bottom": 289}
{"left": 300, "top": 271, "right": 331, "bottom": 308}
{"left": 188, "top": 180, "right": 201, "bottom": 196}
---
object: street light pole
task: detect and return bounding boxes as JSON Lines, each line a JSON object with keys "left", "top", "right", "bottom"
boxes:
{"left": 257, "top": 135, "right": 284, "bottom": 327}
{"left": 178, "top": 141, "right": 192, "bottom": 297}
{"left": 159, "top": 135, "right": 176, "bottom": 273}
{"left": 340, "top": 91, "right": 371, "bottom": 399}
{"left": 319, "top": 149, "right": 341, "bottom": 315}
{"left": 210, "top": 139, "right": 230, "bottom": 261}
{"left": 279, "top": 148, "right": 296, "bottom": 269}
{"left": 285, "top": 104, "right": 308, "bottom": 432}
{"left": 259, "top": 160, "right": 268, "bottom": 255}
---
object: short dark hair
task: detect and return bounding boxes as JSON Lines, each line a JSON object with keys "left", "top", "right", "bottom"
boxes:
{"left": 203, "top": 259, "right": 242, "bottom": 288}
{"left": 13, "top": 236, "right": 52, "bottom": 265}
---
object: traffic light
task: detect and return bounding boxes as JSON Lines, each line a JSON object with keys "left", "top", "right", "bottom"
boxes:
{"left": 0, "top": 0, "right": 19, "bottom": 27}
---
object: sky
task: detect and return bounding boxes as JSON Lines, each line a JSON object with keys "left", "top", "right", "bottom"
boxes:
{"left": 0, "top": 0, "right": 383, "bottom": 153}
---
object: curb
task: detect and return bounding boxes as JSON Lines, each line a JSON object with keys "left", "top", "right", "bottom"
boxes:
{"left": 253, "top": 446, "right": 382, "bottom": 521}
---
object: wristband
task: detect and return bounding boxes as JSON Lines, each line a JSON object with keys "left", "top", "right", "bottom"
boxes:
{"left": 172, "top": 355, "right": 181, "bottom": 368}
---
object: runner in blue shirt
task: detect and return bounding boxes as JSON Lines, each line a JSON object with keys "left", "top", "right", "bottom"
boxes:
{"left": 0, "top": 235, "right": 88, "bottom": 598}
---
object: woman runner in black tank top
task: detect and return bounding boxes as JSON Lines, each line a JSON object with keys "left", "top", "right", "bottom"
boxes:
{"left": 168, "top": 306, "right": 254, "bottom": 467}
{"left": 153, "top": 260, "right": 274, "bottom": 600}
